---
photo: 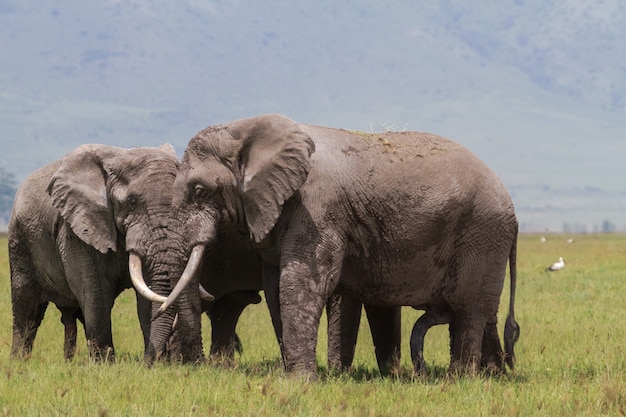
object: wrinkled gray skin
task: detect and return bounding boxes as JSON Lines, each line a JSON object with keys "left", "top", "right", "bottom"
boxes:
{"left": 153, "top": 225, "right": 402, "bottom": 372}
{"left": 154, "top": 114, "right": 519, "bottom": 378}
{"left": 9, "top": 144, "right": 179, "bottom": 361}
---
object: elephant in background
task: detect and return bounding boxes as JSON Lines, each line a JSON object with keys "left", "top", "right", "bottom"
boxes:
{"left": 410, "top": 305, "right": 520, "bottom": 375}
{"left": 149, "top": 114, "right": 519, "bottom": 378}
{"left": 8, "top": 143, "right": 189, "bottom": 361}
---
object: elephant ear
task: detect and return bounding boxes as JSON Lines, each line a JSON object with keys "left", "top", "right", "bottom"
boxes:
{"left": 47, "top": 144, "right": 120, "bottom": 254}
{"left": 231, "top": 114, "right": 315, "bottom": 243}
{"left": 158, "top": 143, "right": 177, "bottom": 157}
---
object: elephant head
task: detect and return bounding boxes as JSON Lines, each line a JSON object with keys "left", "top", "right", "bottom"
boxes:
{"left": 147, "top": 114, "right": 315, "bottom": 362}
{"left": 47, "top": 143, "right": 180, "bottom": 288}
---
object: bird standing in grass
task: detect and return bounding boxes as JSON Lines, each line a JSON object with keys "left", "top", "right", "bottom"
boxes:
{"left": 547, "top": 257, "right": 566, "bottom": 271}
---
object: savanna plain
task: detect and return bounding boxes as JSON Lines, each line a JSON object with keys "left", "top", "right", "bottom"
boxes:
{"left": 0, "top": 234, "right": 624, "bottom": 416}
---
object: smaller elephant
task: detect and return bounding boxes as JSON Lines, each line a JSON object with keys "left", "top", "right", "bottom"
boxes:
{"left": 411, "top": 301, "right": 520, "bottom": 374}
{"left": 9, "top": 143, "right": 184, "bottom": 361}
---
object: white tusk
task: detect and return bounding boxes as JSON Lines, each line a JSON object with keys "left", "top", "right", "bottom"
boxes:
{"left": 158, "top": 245, "right": 208, "bottom": 314}
{"left": 199, "top": 284, "right": 215, "bottom": 302}
{"left": 129, "top": 253, "right": 167, "bottom": 303}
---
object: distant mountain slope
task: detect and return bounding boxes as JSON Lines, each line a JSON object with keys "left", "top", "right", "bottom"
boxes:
{"left": 0, "top": 0, "right": 624, "bottom": 231}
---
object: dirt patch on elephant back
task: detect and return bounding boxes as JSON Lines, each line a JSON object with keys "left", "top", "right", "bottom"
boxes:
{"left": 344, "top": 129, "right": 462, "bottom": 160}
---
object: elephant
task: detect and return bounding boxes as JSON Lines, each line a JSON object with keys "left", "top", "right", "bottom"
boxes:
{"left": 8, "top": 143, "right": 192, "bottom": 361}
{"left": 410, "top": 305, "right": 519, "bottom": 375}
{"left": 149, "top": 224, "right": 402, "bottom": 373}
{"left": 147, "top": 114, "right": 519, "bottom": 378}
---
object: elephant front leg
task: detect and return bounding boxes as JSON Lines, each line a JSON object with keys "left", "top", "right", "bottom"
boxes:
{"left": 135, "top": 290, "right": 153, "bottom": 355}
{"left": 263, "top": 263, "right": 285, "bottom": 362}
{"left": 81, "top": 296, "right": 116, "bottom": 363}
{"left": 279, "top": 260, "right": 331, "bottom": 378}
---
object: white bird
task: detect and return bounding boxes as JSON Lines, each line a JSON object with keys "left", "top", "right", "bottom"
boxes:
{"left": 547, "top": 257, "right": 565, "bottom": 271}
{"left": 540, "top": 236, "right": 546, "bottom": 243}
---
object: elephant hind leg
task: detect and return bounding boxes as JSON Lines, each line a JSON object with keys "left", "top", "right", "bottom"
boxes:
{"left": 410, "top": 310, "right": 453, "bottom": 375}
{"left": 10, "top": 283, "right": 49, "bottom": 359}
{"left": 9, "top": 235, "right": 49, "bottom": 359}
{"left": 481, "top": 316, "right": 506, "bottom": 374}
{"left": 448, "top": 311, "right": 486, "bottom": 376}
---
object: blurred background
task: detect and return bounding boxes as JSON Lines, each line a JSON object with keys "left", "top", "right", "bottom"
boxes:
{"left": 0, "top": 0, "right": 624, "bottom": 232}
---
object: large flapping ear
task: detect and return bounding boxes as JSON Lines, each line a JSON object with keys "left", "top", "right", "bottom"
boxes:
{"left": 229, "top": 114, "right": 315, "bottom": 243}
{"left": 47, "top": 144, "right": 120, "bottom": 254}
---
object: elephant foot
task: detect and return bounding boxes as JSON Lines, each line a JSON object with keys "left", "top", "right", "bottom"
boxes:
{"left": 285, "top": 366, "right": 319, "bottom": 382}
{"left": 9, "top": 346, "right": 33, "bottom": 361}
{"left": 63, "top": 323, "right": 78, "bottom": 361}
{"left": 208, "top": 350, "right": 236, "bottom": 368}
{"left": 283, "top": 355, "right": 318, "bottom": 381}
{"left": 87, "top": 341, "right": 115, "bottom": 363}
{"left": 481, "top": 360, "right": 504, "bottom": 377}
{"left": 448, "top": 357, "right": 480, "bottom": 378}
{"left": 412, "top": 355, "right": 429, "bottom": 378}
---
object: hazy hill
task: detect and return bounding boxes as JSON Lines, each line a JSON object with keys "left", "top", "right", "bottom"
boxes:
{"left": 1, "top": 0, "right": 625, "bottom": 231}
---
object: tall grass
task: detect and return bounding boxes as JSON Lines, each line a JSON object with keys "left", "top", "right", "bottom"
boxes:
{"left": 0, "top": 234, "right": 624, "bottom": 416}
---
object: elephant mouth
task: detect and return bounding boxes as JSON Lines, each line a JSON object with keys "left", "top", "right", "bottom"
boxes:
{"left": 129, "top": 249, "right": 214, "bottom": 316}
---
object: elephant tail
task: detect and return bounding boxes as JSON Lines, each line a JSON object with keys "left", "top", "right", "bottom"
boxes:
{"left": 504, "top": 228, "right": 520, "bottom": 370}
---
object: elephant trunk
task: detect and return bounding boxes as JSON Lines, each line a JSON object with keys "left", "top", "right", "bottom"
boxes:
{"left": 145, "top": 281, "right": 176, "bottom": 364}
{"left": 143, "top": 247, "right": 179, "bottom": 363}
{"left": 153, "top": 245, "right": 208, "bottom": 318}
{"left": 146, "top": 202, "right": 220, "bottom": 364}
{"left": 147, "top": 218, "right": 211, "bottom": 364}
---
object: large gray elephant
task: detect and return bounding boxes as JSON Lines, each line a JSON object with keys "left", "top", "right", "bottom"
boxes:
{"left": 8, "top": 144, "right": 188, "bottom": 361}
{"left": 148, "top": 114, "right": 519, "bottom": 378}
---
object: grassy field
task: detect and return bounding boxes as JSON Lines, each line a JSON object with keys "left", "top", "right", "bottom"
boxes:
{"left": 0, "top": 234, "right": 624, "bottom": 416}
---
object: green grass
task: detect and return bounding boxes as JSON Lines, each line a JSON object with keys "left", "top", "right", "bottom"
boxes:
{"left": 0, "top": 234, "right": 624, "bottom": 416}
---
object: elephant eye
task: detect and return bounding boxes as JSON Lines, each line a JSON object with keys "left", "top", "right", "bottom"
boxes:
{"left": 193, "top": 184, "right": 210, "bottom": 202}
{"left": 127, "top": 194, "right": 138, "bottom": 210}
